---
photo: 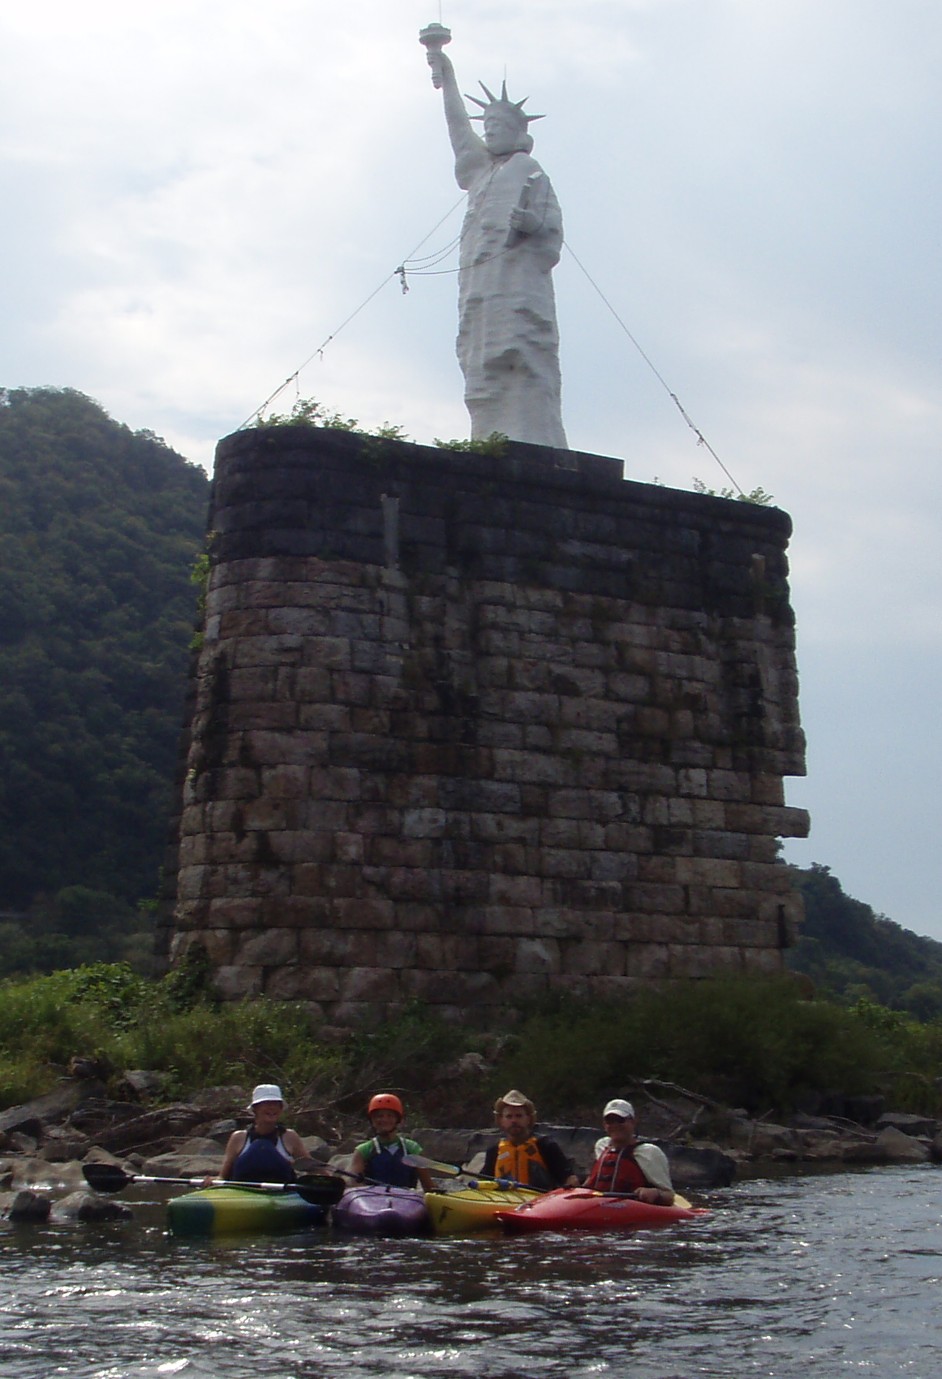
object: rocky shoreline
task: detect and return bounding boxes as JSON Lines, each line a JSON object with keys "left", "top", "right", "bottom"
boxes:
{"left": 2, "top": 1072, "right": 940, "bottom": 1225}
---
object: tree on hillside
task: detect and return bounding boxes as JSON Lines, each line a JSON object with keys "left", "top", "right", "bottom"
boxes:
{"left": 788, "top": 863, "right": 942, "bottom": 1016}
{"left": 0, "top": 387, "right": 209, "bottom": 960}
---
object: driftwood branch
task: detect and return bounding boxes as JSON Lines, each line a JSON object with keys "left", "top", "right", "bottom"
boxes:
{"left": 635, "top": 1077, "right": 724, "bottom": 1110}
{"left": 618, "top": 1077, "right": 727, "bottom": 1141}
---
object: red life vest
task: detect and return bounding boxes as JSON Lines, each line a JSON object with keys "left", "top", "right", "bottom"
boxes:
{"left": 584, "top": 1146, "right": 648, "bottom": 1194}
{"left": 494, "top": 1136, "right": 552, "bottom": 1186}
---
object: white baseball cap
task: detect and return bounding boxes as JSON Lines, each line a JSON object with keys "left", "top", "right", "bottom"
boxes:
{"left": 249, "top": 1083, "right": 285, "bottom": 1108}
{"left": 603, "top": 1098, "right": 636, "bottom": 1120}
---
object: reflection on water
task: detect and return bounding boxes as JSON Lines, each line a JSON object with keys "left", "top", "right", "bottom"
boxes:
{"left": 1, "top": 1166, "right": 940, "bottom": 1378}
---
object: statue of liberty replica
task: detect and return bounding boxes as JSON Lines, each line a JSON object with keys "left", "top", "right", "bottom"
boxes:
{"left": 421, "top": 25, "right": 568, "bottom": 449}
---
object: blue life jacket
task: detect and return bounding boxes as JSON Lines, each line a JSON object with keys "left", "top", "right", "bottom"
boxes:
{"left": 368, "top": 1137, "right": 418, "bottom": 1189}
{"left": 232, "top": 1126, "right": 296, "bottom": 1184}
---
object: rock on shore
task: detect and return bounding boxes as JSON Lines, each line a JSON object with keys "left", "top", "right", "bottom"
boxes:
{"left": 1, "top": 1075, "right": 940, "bottom": 1223}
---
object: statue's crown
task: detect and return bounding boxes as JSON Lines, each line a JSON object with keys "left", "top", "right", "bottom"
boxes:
{"left": 465, "top": 79, "right": 545, "bottom": 126}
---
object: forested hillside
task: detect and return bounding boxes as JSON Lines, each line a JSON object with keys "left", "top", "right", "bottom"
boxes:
{"left": 0, "top": 387, "right": 209, "bottom": 969}
{"left": 787, "top": 863, "right": 942, "bottom": 1018}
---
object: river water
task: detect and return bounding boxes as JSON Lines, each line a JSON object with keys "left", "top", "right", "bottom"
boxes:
{"left": 1, "top": 1165, "right": 939, "bottom": 1378}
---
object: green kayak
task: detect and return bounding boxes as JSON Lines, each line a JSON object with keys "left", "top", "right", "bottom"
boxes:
{"left": 167, "top": 1185, "right": 327, "bottom": 1237}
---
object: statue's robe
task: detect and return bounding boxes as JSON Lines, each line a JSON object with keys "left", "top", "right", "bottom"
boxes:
{"left": 455, "top": 146, "right": 567, "bottom": 449}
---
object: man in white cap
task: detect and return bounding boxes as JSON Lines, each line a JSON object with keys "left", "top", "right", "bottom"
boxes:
{"left": 482, "top": 1089, "right": 580, "bottom": 1189}
{"left": 215, "top": 1083, "right": 309, "bottom": 1185}
{"left": 583, "top": 1099, "right": 675, "bottom": 1205}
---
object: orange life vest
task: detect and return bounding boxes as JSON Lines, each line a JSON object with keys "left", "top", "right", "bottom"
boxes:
{"left": 494, "top": 1136, "right": 552, "bottom": 1186}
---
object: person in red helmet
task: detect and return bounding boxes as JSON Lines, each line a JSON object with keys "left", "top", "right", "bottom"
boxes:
{"left": 350, "top": 1093, "right": 435, "bottom": 1191}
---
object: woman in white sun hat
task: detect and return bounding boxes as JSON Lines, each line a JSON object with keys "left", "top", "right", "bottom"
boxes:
{"left": 215, "top": 1084, "right": 309, "bottom": 1185}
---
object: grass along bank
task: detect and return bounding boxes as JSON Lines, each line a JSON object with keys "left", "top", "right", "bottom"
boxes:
{"left": 1, "top": 965, "right": 941, "bottom": 1127}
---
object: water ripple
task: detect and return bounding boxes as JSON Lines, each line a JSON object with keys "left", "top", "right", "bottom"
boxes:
{"left": 1, "top": 1166, "right": 940, "bottom": 1377}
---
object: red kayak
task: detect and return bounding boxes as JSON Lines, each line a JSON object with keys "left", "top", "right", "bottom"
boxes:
{"left": 495, "top": 1188, "right": 710, "bottom": 1234}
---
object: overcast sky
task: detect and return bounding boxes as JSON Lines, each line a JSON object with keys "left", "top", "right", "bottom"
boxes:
{"left": 2, "top": 1, "right": 939, "bottom": 940}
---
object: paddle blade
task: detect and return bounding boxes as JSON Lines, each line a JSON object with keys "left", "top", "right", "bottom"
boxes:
{"left": 402, "top": 1154, "right": 462, "bottom": 1178}
{"left": 294, "top": 1173, "right": 345, "bottom": 1207}
{"left": 83, "top": 1163, "right": 133, "bottom": 1194}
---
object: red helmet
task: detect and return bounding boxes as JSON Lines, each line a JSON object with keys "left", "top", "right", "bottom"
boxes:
{"left": 368, "top": 1093, "right": 404, "bottom": 1120}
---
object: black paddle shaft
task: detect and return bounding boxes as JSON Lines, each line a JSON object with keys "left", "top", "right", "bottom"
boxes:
{"left": 81, "top": 1162, "right": 344, "bottom": 1206}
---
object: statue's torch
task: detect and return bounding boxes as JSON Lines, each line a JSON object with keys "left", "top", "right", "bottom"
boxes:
{"left": 419, "top": 22, "right": 451, "bottom": 88}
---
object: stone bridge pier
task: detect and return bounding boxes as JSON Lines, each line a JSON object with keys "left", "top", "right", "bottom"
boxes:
{"left": 159, "top": 427, "right": 809, "bottom": 1021}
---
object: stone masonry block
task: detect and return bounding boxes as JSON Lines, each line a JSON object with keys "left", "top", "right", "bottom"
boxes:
{"left": 338, "top": 967, "right": 403, "bottom": 1003}
{"left": 415, "top": 933, "right": 481, "bottom": 969}
{"left": 677, "top": 768, "right": 708, "bottom": 797}
{"left": 234, "top": 928, "right": 300, "bottom": 966}
{"left": 323, "top": 896, "right": 399, "bottom": 929}
{"left": 674, "top": 857, "right": 742, "bottom": 887}
{"left": 488, "top": 874, "right": 544, "bottom": 906}
{"left": 270, "top": 966, "right": 341, "bottom": 1001}
{"left": 626, "top": 883, "right": 687, "bottom": 913}
{"left": 636, "top": 856, "right": 678, "bottom": 885}
{"left": 668, "top": 945, "right": 744, "bottom": 978}
{"left": 512, "top": 938, "right": 560, "bottom": 974}
{"left": 402, "top": 968, "right": 501, "bottom": 1004}
{"left": 474, "top": 905, "right": 537, "bottom": 936}
{"left": 624, "top": 944, "right": 671, "bottom": 979}
{"left": 708, "top": 770, "right": 753, "bottom": 802}
{"left": 206, "top": 897, "right": 266, "bottom": 930}
{"left": 212, "top": 964, "right": 265, "bottom": 998}
{"left": 560, "top": 940, "right": 625, "bottom": 976}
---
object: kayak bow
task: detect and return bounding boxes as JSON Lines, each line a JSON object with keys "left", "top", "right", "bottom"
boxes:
{"left": 495, "top": 1187, "right": 709, "bottom": 1234}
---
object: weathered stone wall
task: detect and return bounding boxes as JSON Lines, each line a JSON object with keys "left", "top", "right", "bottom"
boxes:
{"left": 161, "top": 427, "right": 808, "bottom": 1020}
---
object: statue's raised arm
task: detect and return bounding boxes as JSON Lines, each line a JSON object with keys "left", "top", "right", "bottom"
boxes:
{"left": 419, "top": 25, "right": 568, "bottom": 450}
{"left": 422, "top": 32, "right": 489, "bottom": 190}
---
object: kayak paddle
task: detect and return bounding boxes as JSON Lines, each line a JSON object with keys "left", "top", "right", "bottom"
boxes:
{"left": 402, "top": 1153, "right": 542, "bottom": 1193}
{"left": 82, "top": 1161, "right": 345, "bottom": 1206}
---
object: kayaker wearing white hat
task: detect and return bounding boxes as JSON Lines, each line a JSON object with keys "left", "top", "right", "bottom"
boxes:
{"left": 214, "top": 1084, "right": 309, "bottom": 1185}
{"left": 481, "top": 1089, "right": 580, "bottom": 1189}
{"left": 584, "top": 1099, "right": 675, "bottom": 1205}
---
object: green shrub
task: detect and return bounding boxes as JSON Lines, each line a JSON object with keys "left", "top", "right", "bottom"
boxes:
{"left": 1, "top": 966, "right": 939, "bottom": 1120}
{"left": 111, "top": 998, "right": 345, "bottom": 1100}
{"left": 493, "top": 978, "right": 914, "bottom": 1117}
{"left": 0, "top": 964, "right": 346, "bottom": 1106}
{"left": 0, "top": 969, "right": 116, "bottom": 1066}
{"left": 0, "top": 1052, "right": 57, "bottom": 1106}
{"left": 342, "top": 1000, "right": 468, "bottom": 1098}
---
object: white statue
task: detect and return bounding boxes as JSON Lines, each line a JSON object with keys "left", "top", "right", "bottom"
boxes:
{"left": 421, "top": 26, "right": 568, "bottom": 449}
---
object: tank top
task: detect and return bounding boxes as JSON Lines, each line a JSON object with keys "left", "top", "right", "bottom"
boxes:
{"left": 232, "top": 1126, "right": 295, "bottom": 1184}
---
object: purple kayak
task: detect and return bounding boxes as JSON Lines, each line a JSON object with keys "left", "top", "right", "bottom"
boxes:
{"left": 331, "top": 1185, "right": 430, "bottom": 1237}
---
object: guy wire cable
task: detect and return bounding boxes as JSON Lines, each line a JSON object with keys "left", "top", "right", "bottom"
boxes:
{"left": 240, "top": 201, "right": 748, "bottom": 500}
{"left": 238, "top": 196, "right": 466, "bottom": 429}
{"left": 562, "top": 241, "right": 745, "bottom": 496}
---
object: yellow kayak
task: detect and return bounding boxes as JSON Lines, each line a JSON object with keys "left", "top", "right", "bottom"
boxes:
{"left": 425, "top": 1182, "right": 542, "bottom": 1235}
